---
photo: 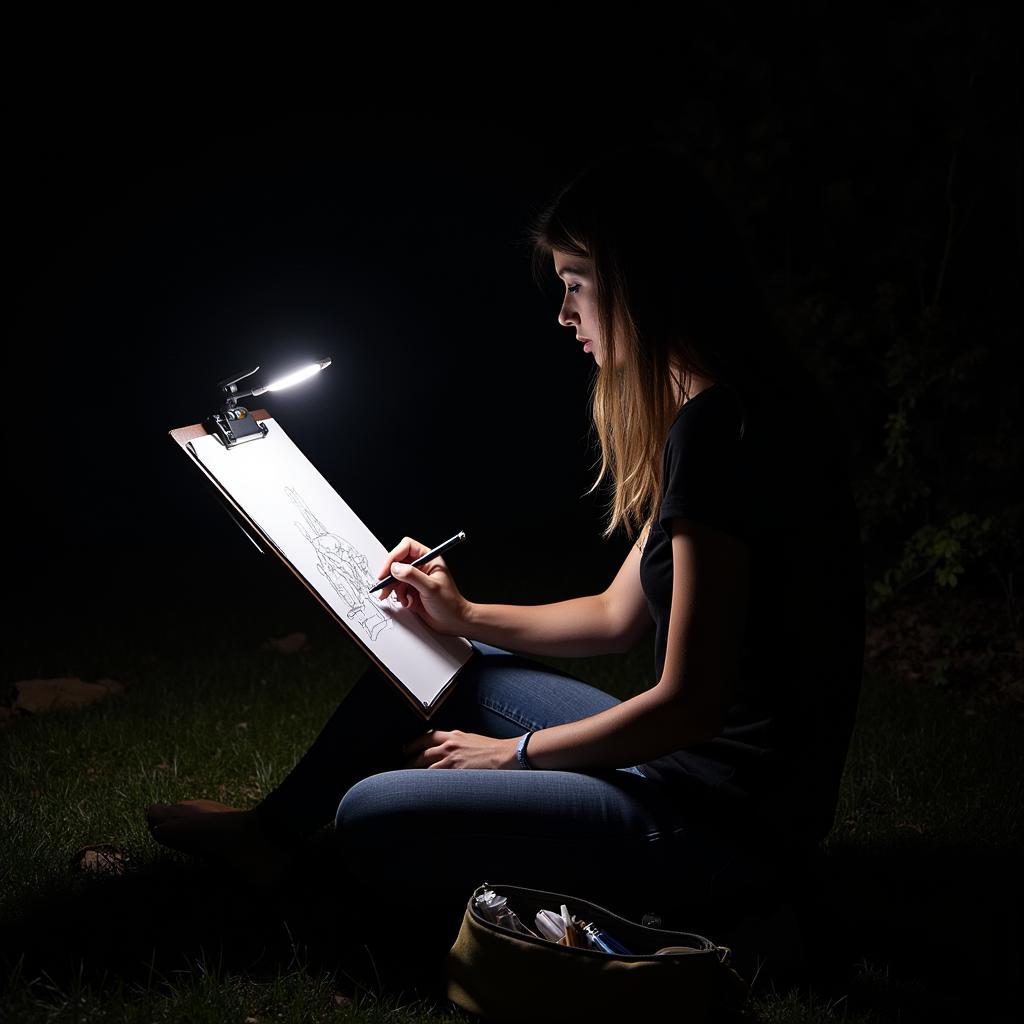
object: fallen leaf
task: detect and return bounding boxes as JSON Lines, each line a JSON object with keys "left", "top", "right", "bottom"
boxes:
{"left": 333, "top": 993, "right": 352, "bottom": 1008}
{"left": 72, "top": 844, "right": 130, "bottom": 876}
{"left": 14, "top": 677, "right": 125, "bottom": 713}
{"left": 260, "top": 632, "right": 308, "bottom": 655}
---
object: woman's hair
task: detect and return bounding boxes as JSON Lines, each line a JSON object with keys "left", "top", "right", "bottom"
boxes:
{"left": 528, "top": 142, "right": 798, "bottom": 545}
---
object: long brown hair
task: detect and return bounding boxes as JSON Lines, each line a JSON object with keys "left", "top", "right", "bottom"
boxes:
{"left": 528, "top": 143, "right": 794, "bottom": 546}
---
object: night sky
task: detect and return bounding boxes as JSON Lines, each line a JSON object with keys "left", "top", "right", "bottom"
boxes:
{"left": 9, "top": 9, "right": 1019, "bottom": 641}
{"left": 11, "top": 114, "right": 625, "bottom": 626}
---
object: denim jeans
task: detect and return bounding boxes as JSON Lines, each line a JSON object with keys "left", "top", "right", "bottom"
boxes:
{"left": 254, "top": 640, "right": 763, "bottom": 917}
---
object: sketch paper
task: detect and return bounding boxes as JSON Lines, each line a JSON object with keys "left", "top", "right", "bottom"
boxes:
{"left": 185, "top": 418, "right": 473, "bottom": 708}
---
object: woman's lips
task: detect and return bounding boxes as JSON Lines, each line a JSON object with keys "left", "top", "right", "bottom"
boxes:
{"left": 579, "top": 338, "right": 593, "bottom": 352}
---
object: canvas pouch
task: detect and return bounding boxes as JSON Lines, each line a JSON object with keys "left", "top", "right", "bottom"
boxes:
{"left": 445, "top": 880, "right": 750, "bottom": 1023}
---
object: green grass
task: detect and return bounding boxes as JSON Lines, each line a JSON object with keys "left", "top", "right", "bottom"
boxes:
{"left": 1, "top": 600, "right": 1021, "bottom": 1023}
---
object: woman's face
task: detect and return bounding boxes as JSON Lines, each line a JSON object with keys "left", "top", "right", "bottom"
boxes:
{"left": 553, "top": 250, "right": 619, "bottom": 368}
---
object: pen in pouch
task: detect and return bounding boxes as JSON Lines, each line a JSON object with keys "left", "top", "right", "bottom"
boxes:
{"left": 577, "top": 919, "right": 634, "bottom": 955}
{"left": 560, "top": 904, "right": 581, "bottom": 947}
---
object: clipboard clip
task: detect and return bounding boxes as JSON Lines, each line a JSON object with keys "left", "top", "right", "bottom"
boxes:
{"left": 205, "top": 365, "right": 270, "bottom": 449}
{"left": 204, "top": 358, "right": 332, "bottom": 448}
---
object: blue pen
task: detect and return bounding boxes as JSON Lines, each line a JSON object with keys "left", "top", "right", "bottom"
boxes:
{"left": 579, "top": 920, "right": 633, "bottom": 955}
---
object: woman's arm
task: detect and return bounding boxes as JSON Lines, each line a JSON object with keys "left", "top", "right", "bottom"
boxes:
{"left": 465, "top": 593, "right": 625, "bottom": 659}
{"left": 464, "top": 534, "right": 653, "bottom": 659}
{"left": 378, "top": 535, "right": 641, "bottom": 658}
{"left": 524, "top": 516, "right": 751, "bottom": 769}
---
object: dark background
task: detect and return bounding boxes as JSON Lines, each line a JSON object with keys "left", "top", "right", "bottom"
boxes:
{"left": 8, "top": 5, "right": 1021, "bottom": 660}
{"left": 3, "top": 9, "right": 1022, "bottom": 1019}
{"left": 9, "top": 112, "right": 644, "bottom": 628}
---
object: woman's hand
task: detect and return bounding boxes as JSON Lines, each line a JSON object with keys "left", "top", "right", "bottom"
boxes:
{"left": 401, "top": 728, "right": 520, "bottom": 770}
{"left": 376, "top": 536, "right": 473, "bottom": 636}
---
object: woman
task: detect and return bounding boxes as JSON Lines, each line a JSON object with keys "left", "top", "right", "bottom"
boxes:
{"left": 146, "top": 143, "right": 865, "bottom": 931}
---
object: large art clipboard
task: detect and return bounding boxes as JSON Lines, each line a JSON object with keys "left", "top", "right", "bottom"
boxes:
{"left": 169, "top": 409, "right": 475, "bottom": 720}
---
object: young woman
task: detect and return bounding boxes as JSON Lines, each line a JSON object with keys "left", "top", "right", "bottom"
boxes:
{"left": 146, "top": 144, "right": 865, "bottom": 929}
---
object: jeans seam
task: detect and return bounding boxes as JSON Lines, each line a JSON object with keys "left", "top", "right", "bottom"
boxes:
{"left": 346, "top": 828, "right": 665, "bottom": 847}
{"left": 477, "top": 696, "right": 543, "bottom": 732}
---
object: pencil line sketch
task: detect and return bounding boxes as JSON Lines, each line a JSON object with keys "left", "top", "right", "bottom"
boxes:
{"left": 286, "top": 486, "right": 399, "bottom": 641}
{"left": 183, "top": 420, "right": 473, "bottom": 710}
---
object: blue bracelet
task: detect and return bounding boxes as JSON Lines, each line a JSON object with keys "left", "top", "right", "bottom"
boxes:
{"left": 515, "top": 731, "right": 534, "bottom": 770}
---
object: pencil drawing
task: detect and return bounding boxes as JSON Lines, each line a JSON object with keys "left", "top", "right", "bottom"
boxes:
{"left": 285, "top": 486, "right": 397, "bottom": 642}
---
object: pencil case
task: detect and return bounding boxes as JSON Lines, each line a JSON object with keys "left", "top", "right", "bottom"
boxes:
{"left": 444, "top": 880, "right": 749, "bottom": 1023}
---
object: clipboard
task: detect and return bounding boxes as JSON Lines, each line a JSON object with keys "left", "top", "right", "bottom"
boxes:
{"left": 169, "top": 409, "right": 475, "bottom": 720}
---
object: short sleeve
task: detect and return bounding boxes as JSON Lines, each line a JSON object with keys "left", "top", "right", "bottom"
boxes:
{"left": 658, "top": 386, "right": 754, "bottom": 543}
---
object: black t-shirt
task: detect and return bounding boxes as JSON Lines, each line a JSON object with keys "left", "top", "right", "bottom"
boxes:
{"left": 637, "top": 381, "right": 865, "bottom": 853}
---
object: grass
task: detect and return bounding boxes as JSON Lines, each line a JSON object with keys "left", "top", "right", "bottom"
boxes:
{"left": 1, "top": 587, "right": 1021, "bottom": 1023}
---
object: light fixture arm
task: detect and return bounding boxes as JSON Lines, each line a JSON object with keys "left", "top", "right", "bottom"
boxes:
{"left": 204, "top": 358, "right": 332, "bottom": 449}
{"left": 216, "top": 365, "right": 262, "bottom": 409}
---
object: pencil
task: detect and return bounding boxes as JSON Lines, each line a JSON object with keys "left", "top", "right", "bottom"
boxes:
{"left": 367, "top": 530, "right": 467, "bottom": 594}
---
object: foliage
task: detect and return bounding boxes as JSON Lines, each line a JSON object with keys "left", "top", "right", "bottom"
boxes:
{"left": 871, "top": 511, "right": 994, "bottom": 603}
{"left": 647, "top": 7, "right": 1022, "bottom": 618}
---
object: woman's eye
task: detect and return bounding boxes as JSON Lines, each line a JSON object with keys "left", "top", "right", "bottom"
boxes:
{"left": 567, "top": 283, "right": 581, "bottom": 294}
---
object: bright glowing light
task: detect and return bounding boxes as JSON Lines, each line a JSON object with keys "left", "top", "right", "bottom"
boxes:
{"left": 259, "top": 358, "right": 332, "bottom": 394}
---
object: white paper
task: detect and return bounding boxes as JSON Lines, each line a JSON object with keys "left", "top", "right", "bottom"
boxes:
{"left": 186, "top": 418, "right": 473, "bottom": 708}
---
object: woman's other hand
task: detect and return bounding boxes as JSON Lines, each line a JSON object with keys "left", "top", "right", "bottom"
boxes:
{"left": 376, "top": 535, "right": 473, "bottom": 636}
{"left": 401, "top": 729, "right": 519, "bottom": 770}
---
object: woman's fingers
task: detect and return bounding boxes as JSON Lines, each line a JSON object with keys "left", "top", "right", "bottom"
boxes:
{"left": 377, "top": 536, "right": 430, "bottom": 584}
{"left": 388, "top": 563, "right": 421, "bottom": 607}
{"left": 402, "top": 728, "right": 440, "bottom": 767}
{"left": 402, "top": 728, "right": 437, "bottom": 755}
{"left": 370, "top": 540, "right": 467, "bottom": 635}
{"left": 375, "top": 536, "right": 436, "bottom": 602}
{"left": 391, "top": 536, "right": 430, "bottom": 566}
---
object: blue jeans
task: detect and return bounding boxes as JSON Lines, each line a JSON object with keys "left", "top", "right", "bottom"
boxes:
{"left": 254, "top": 641, "right": 762, "bottom": 917}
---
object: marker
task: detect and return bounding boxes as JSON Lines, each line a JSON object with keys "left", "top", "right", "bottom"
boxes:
{"left": 578, "top": 920, "right": 634, "bottom": 955}
{"left": 367, "top": 531, "right": 467, "bottom": 594}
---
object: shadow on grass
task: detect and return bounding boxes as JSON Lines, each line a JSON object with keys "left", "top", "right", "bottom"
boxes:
{"left": 765, "top": 842, "right": 1018, "bottom": 1023}
{"left": 2, "top": 833, "right": 1018, "bottom": 1022}
{"left": 0, "top": 832, "right": 465, "bottom": 1015}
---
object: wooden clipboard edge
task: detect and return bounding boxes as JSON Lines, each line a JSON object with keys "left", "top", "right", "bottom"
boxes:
{"left": 169, "top": 409, "right": 475, "bottom": 721}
